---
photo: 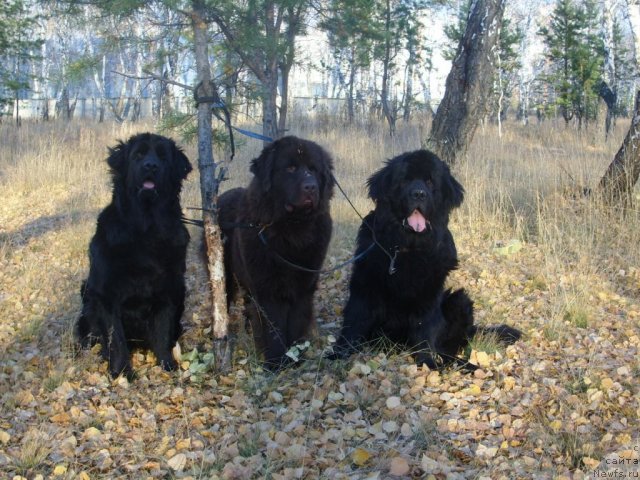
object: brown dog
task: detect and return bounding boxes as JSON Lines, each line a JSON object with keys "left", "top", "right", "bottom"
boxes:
{"left": 218, "top": 136, "right": 334, "bottom": 369}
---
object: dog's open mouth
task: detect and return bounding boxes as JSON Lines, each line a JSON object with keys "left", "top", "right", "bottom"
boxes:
{"left": 403, "top": 209, "right": 430, "bottom": 233}
{"left": 285, "top": 197, "right": 316, "bottom": 213}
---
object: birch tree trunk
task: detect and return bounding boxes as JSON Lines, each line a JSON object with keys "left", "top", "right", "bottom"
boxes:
{"left": 598, "top": 0, "right": 640, "bottom": 204}
{"left": 429, "top": 0, "right": 506, "bottom": 165}
{"left": 601, "top": 0, "right": 617, "bottom": 138}
{"left": 380, "top": 0, "right": 396, "bottom": 136}
{"left": 403, "top": 43, "right": 415, "bottom": 122}
{"left": 598, "top": 91, "right": 640, "bottom": 204}
{"left": 347, "top": 50, "right": 356, "bottom": 123}
{"left": 191, "top": 0, "right": 232, "bottom": 372}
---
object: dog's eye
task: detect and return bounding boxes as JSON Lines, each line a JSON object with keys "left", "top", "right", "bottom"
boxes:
{"left": 426, "top": 179, "right": 434, "bottom": 189}
{"left": 286, "top": 165, "right": 297, "bottom": 173}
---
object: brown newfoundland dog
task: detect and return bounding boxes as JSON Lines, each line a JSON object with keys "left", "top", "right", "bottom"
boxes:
{"left": 218, "top": 136, "right": 334, "bottom": 370}
{"left": 76, "top": 133, "right": 192, "bottom": 379}
{"left": 328, "top": 149, "right": 520, "bottom": 370}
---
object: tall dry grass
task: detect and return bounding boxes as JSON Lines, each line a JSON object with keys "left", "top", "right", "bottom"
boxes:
{"left": 1, "top": 115, "right": 638, "bottom": 289}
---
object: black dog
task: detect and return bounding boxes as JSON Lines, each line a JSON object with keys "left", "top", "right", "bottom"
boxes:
{"left": 329, "top": 150, "right": 520, "bottom": 369}
{"left": 76, "top": 133, "right": 192, "bottom": 379}
{"left": 218, "top": 136, "right": 334, "bottom": 369}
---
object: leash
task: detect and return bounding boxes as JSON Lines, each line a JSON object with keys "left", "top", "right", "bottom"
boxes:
{"left": 257, "top": 227, "right": 376, "bottom": 275}
{"left": 180, "top": 132, "right": 400, "bottom": 273}
{"left": 331, "top": 174, "right": 398, "bottom": 274}
{"left": 183, "top": 175, "right": 399, "bottom": 275}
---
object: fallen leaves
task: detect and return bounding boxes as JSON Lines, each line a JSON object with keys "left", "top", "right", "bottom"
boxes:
{"left": 167, "top": 452, "right": 187, "bottom": 471}
{"left": 385, "top": 396, "right": 401, "bottom": 409}
{"left": 1, "top": 125, "right": 640, "bottom": 479}
{"left": 351, "top": 448, "right": 371, "bottom": 467}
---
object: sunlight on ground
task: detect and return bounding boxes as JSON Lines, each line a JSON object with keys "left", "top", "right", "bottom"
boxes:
{"left": 0, "top": 117, "right": 639, "bottom": 478}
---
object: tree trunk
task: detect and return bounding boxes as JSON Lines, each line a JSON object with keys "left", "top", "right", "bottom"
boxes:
{"left": 277, "top": 5, "right": 302, "bottom": 137}
{"left": 598, "top": 81, "right": 617, "bottom": 139}
{"left": 598, "top": 90, "right": 640, "bottom": 205}
{"left": 601, "top": 0, "right": 617, "bottom": 139}
{"left": 262, "top": 71, "right": 279, "bottom": 141}
{"left": 191, "top": 1, "right": 233, "bottom": 373}
{"left": 403, "top": 40, "right": 416, "bottom": 122}
{"left": 262, "top": 1, "right": 280, "bottom": 141}
{"left": 429, "top": 0, "right": 506, "bottom": 164}
{"left": 14, "top": 91, "right": 20, "bottom": 127}
{"left": 380, "top": 0, "right": 396, "bottom": 136}
{"left": 278, "top": 65, "right": 290, "bottom": 136}
{"left": 418, "top": 70, "right": 434, "bottom": 119}
{"left": 347, "top": 50, "right": 356, "bottom": 123}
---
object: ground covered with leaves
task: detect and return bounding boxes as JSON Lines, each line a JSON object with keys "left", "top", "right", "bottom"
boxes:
{"left": 1, "top": 122, "right": 639, "bottom": 479}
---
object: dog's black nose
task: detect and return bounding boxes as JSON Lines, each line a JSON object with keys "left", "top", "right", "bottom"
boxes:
{"left": 411, "top": 189, "right": 426, "bottom": 200}
{"left": 143, "top": 158, "right": 159, "bottom": 172}
{"left": 302, "top": 179, "right": 318, "bottom": 193}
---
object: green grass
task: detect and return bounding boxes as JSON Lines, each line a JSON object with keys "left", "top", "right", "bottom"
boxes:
{"left": 563, "top": 305, "right": 590, "bottom": 328}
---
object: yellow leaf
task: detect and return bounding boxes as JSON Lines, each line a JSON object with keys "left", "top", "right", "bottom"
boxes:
{"left": 53, "top": 465, "right": 67, "bottom": 476}
{"left": 503, "top": 376, "right": 516, "bottom": 391}
{"left": 389, "top": 456, "right": 410, "bottom": 476}
{"left": 167, "top": 453, "right": 187, "bottom": 471}
{"left": 176, "top": 438, "right": 191, "bottom": 450}
{"left": 352, "top": 448, "right": 372, "bottom": 466}
{"left": 50, "top": 412, "right": 71, "bottom": 424}
{"left": 462, "top": 384, "right": 482, "bottom": 396}
{"left": 582, "top": 457, "right": 600, "bottom": 469}
{"left": 475, "top": 351, "right": 491, "bottom": 368}
{"left": 600, "top": 378, "right": 614, "bottom": 390}
{"left": 549, "top": 420, "right": 562, "bottom": 432}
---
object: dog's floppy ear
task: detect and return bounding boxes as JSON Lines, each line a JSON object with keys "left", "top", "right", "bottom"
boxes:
{"left": 250, "top": 144, "right": 276, "bottom": 192}
{"left": 173, "top": 144, "right": 193, "bottom": 180}
{"left": 107, "top": 141, "right": 128, "bottom": 175}
{"left": 441, "top": 165, "right": 465, "bottom": 210}
{"left": 367, "top": 162, "right": 393, "bottom": 202}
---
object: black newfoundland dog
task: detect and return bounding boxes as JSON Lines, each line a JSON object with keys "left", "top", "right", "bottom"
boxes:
{"left": 218, "top": 136, "right": 334, "bottom": 369}
{"left": 76, "top": 133, "right": 192, "bottom": 379}
{"left": 329, "top": 149, "right": 520, "bottom": 370}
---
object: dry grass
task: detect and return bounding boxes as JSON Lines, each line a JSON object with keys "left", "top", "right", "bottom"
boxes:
{"left": 1, "top": 116, "right": 639, "bottom": 478}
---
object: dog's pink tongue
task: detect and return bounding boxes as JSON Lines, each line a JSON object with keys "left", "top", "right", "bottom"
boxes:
{"left": 143, "top": 180, "right": 155, "bottom": 190}
{"left": 407, "top": 209, "right": 427, "bottom": 232}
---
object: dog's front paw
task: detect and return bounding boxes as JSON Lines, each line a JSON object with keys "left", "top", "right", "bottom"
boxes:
{"left": 414, "top": 352, "right": 441, "bottom": 371}
{"left": 110, "top": 361, "right": 135, "bottom": 381}
{"left": 325, "top": 345, "right": 352, "bottom": 361}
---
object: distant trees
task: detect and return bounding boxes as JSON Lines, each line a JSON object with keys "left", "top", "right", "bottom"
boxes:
{"left": 376, "top": 0, "right": 430, "bottom": 135}
{"left": 0, "top": 0, "right": 42, "bottom": 123}
{"left": 4, "top": 0, "right": 639, "bottom": 134}
{"left": 538, "top": 0, "right": 604, "bottom": 127}
{"left": 320, "top": 0, "right": 379, "bottom": 124}
{"left": 320, "top": 0, "right": 430, "bottom": 132}
{"left": 208, "top": 0, "right": 309, "bottom": 141}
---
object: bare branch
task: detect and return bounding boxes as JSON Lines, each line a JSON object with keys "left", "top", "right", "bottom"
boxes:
{"left": 111, "top": 70, "right": 194, "bottom": 92}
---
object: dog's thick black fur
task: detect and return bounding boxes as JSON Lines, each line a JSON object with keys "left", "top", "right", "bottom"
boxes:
{"left": 218, "top": 136, "right": 334, "bottom": 369}
{"left": 329, "top": 150, "right": 520, "bottom": 370}
{"left": 76, "top": 133, "right": 192, "bottom": 379}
